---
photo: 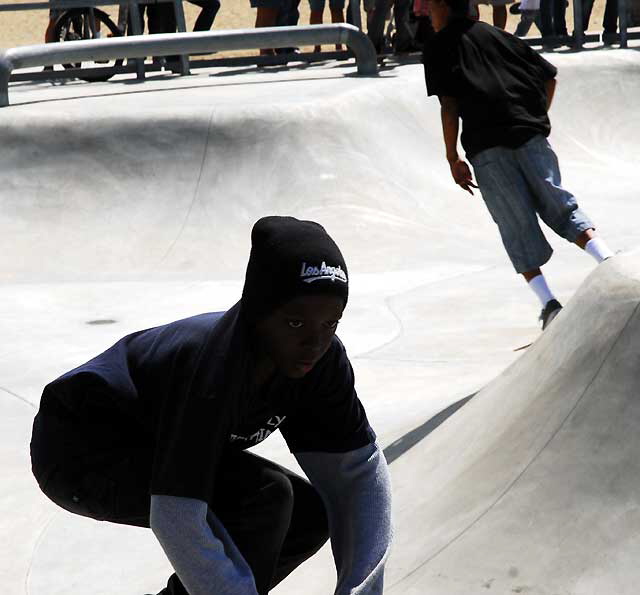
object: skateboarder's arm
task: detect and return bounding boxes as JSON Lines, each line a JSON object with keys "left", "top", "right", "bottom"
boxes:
{"left": 440, "top": 95, "right": 461, "bottom": 165}
{"left": 150, "top": 495, "right": 259, "bottom": 595}
{"left": 295, "top": 441, "right": 392, "bottom": 595}
{"left": 439, "top": 95, "right": 478, "bottom": 195}
{"left": 545, "top": 78, "right": 557, "bottom": 111}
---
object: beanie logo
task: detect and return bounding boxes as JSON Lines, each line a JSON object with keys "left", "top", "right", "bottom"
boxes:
{"left": 300, "top": 261, "right": 348, "bottom": 284}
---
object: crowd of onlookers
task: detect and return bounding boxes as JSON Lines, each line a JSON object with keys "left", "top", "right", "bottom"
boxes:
{"left": 44, "top": 0, "right": 633, "bottom": 57}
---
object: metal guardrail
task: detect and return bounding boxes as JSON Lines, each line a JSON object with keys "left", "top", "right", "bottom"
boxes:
{"left": 0, "top": 0, "right": 190, "bottom": 80}
{"left": 0, "top": 24, "right": 377, "bottom": 107}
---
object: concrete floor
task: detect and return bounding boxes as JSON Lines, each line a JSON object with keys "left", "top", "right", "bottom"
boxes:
{"left": 2, "top": 47, "right": 640, "bottom": 594}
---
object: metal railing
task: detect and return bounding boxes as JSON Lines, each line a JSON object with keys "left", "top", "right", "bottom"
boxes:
{"left": 0, "top": 24, "right": 378, "bottom": 106}
{"left": 0, "top": 0, "right": 190, "bottom": 78}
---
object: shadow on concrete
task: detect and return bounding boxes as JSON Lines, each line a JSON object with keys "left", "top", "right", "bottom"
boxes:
{"left": 383, "top": 393, "right": 476, "bottom": 465}
{"left": 8, "top": 74, "right": 345, "bottom": 107}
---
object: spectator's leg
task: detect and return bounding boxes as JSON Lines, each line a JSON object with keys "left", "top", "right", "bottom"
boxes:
{"left": 515, "top": 10, "right": 536, "bottom": 36}
{"left": 393, "top": 0, "right": 413, "bottom": 52}
{"left": 581, "top": 0, "right": 595, "bottom": 30}
{"left": 188, "top": 0, "right": 221, "bottom": 31}
{"left": 330, "top": 1, "right": 346, "bottom": 50}
{"left": 601, "top": 0, "right": 618, "bottom": 42}
{"left": 346, "top": 0, "right": 358, "bottom": 25}
{"left": 538, "top": 0, "right": 554, "bottom": 45}
{"left": 255, "top": 3, "right": 280, "bottom": 55}
{"left": 309, "top": 0, "right": 325, "bottom": 52}
{"left": 45, "top": 17, "right": 57, "bottom": 43}
{"left": 493, "top": 4, "right": 508, "bottom": 28}
{"left": 274, "top": 0, "right": 301, "bottom": 54}
{"left": 553, "top": 0, "right": 567, "bottom": 36}
{"left": 367, "top": 0, "right": 392, "bottom": 51}
{"left": 147, "top": 2, "right": 176, "bottom": 34}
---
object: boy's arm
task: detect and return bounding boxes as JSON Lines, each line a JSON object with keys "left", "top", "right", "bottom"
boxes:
{"left": 440, "top": 95, "right": 461, "bottom": 165}
{"left": 440, "top": 96, "right": 478, "bottom": 195}
{"left": 295, "top": 442, "right": 393, "bottom": 595}
{"left": 150, "top": 495, "right": 259, "bottom": 595}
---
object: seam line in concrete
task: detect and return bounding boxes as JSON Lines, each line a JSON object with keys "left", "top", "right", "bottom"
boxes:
{"left": 160, "top": 107, "right": 216, "bottom": 265}
{"left": 25, "top": 512, "right": 59, "bottom": 595}
{"left": 0, "top": 385, "right": 36, "bottom": 409}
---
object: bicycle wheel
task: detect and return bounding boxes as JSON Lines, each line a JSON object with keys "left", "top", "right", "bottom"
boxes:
{"left": 53, "top": 8, "right": 124, "bottom": 82}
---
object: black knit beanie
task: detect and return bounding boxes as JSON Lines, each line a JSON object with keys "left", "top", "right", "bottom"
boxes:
{"left": 241, "top": 216, "right": 349, "bottom": 325}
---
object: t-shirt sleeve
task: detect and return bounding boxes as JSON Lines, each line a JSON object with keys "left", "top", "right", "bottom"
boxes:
{"left": 280, "top": 337, "right": 376, "bottom": 454}
{"left": 146, "top": 335, "right": 235, "bottom": 502}
{"left": 150, "top": 384, "right": 231, "bottom": 502}
{"left": 422, "top": 39, "right": 459, "bottom": 98}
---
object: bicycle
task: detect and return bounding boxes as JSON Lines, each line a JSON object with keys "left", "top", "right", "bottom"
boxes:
{"left": 51, "top": 6, "right": 124, "bottom": 81}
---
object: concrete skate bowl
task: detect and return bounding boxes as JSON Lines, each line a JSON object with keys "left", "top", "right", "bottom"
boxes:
{"left": 1, "top": 50, "right": 639, "bottom": 594}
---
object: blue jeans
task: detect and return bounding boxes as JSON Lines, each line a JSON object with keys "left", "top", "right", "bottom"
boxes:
{"left": 469, "top": 135, "right": 594, "bottom": 274}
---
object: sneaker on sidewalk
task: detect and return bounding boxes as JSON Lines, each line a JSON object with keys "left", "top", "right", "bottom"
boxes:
{"left": 540, "top": 299, "right": 563, "bottom": 330}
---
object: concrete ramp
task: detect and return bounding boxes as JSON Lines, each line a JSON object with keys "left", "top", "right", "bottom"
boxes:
{"left": 387, "top": 253, "right": 640, "bottom": 594}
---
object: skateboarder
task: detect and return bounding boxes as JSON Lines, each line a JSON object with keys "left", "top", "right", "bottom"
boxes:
{"left": 30, "top": 216, "right": 392, "bottom": 595}
{"left": 422, "top": 0, "right": 614, "bottom": 329}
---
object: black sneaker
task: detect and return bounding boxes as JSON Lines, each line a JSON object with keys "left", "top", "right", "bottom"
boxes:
{"left": 540, "top": 299, "right": 563, "bottom": 330}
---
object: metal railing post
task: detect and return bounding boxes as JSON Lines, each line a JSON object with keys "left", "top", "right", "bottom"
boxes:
{"left": 349, "top": 0, "right": 363, "bottom": 31}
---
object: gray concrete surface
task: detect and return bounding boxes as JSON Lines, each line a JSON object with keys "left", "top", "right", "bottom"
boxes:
{"left": 1, "top": 47, "right": 639, "bottom": 594}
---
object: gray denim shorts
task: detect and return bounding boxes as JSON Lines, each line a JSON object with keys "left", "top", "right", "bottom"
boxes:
{"left": 469, "top": 135, "right": 594, "bottom": 274}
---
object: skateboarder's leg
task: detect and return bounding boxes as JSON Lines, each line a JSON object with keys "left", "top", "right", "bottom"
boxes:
{"left": 213, "top": 450, "right": 329, "bottom": 594}
{"left": 470, "top": 145, "right": 565, "bottom": 326}
{"left": 514, "top": 136, "right": 614, "bottom": 263}
{"left": 470, "top": 146, "right": 553, "bottom": 276}
{"left": 269, "top": 465, "right": 329, "bottom": 588}
{"left": 574, "top": 229, "right": 614, "bottom": 262}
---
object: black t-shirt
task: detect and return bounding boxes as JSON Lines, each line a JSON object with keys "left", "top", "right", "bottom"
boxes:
{"left": 37, "top": 302, "right": 375, "bottom": 503}
{"left": 423, "top": 19, "right": 558, "bottom": 158}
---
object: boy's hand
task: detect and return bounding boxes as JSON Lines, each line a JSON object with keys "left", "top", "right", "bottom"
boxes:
{"left": 449, "top": 159, "right": 479, "bottom": 195}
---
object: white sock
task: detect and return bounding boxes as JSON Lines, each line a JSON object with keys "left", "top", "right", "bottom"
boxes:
{"left": 584, "top": 237, "right": 614, "bottom": 263}
{"left": 528, "top": 274, "right": 556, "bottom": 307}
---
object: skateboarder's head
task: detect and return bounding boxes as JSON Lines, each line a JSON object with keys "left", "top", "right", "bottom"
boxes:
{"left": 242, "top": 216, "right": 349, "bottom": 378}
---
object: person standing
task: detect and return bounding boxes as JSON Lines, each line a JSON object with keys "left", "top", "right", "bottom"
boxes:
{"left": 30, "top": 216, "right": 392, "bottom": 594}
{"left": 422, "top": 0, "right": 614, "bottom": 329}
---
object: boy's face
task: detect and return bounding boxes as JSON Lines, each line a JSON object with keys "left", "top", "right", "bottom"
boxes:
{"left": 255, "top": 294, "right": 344, "bottom": 379}
{"left": 426, "top": 0, "right": 451, "bottom": 31}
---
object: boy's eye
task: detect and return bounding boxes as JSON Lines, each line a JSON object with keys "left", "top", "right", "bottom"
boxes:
{"left": 325, "top": 320, "right": 340, "bottom": 330}
{"left": 287, "top": 320, "right": 303, "bottom": 329}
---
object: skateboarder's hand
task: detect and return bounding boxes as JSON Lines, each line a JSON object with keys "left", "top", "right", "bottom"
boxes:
{"left": 450, "top": 160, "right": 478, "bottom": 195}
